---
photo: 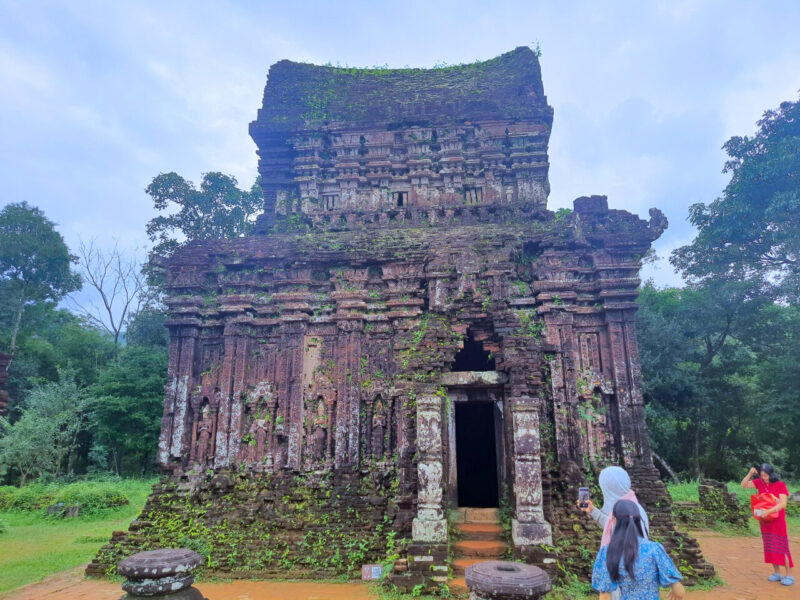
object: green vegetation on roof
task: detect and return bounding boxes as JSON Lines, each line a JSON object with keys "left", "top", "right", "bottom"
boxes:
{"left": 251, "top": 46, "right": 552, "bottom": 132}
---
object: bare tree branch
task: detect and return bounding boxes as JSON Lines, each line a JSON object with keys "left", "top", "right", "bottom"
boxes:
{"left": 69, "top": 240, "right": 145, "bottom": 346}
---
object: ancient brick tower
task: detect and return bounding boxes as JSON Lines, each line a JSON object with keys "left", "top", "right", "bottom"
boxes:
{"left": 90, "top": 47, "right": 712, "bottom": 586}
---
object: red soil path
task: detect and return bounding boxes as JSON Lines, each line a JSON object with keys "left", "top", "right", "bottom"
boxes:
{"left": 0, "top": 531, "right": 796, "bottom": 599}
{"left": 0, "top": 570, "right": 373, "bottom": 600}
{"left": 684, "top": 531, "right": 798, "bottom": 600}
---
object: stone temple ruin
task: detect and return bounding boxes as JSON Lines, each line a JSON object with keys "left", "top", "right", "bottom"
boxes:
{"left": 90, "top": 47, "right": 713, "bottom": 587}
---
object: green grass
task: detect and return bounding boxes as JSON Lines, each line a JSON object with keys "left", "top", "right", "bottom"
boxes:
{"left": 0, "top": 478, "right": 155, "bottom": 595}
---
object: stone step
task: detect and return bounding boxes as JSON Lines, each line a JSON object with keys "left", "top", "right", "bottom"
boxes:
{"left": 455, "top": 522, "right": 504, "bottom": 541}
{"left": 463, "top": 507, "right": 500, "bottom": 523}
{"left": 448, "top": 576, "right": 469, "bottom": 596}
{"left": 452, "top": 540, "right": 508, "bottom": 558}
{"left": 451, "top": 508, "right": 467, "bottom": 523}
{"left": 452, "top": 557, "right": 484, "bottom": 575}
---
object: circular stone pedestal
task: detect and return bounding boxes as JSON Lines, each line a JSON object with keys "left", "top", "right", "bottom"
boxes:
{"left": 465, "top": 560, "right": 552, "bottom": 600}
{"left": 117, "top": 549, "right": 207, "bottom": 599}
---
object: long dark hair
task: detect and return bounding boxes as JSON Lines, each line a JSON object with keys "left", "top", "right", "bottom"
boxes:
{"left": 759, "top": 463, "right": 780, "bottom": 483}
{"left": 607, "top": 500, "right": 645, "bottom": 583}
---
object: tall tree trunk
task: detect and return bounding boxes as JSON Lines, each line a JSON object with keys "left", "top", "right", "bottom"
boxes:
{"left": 652, "top": 450, "right": 680, "bottom": 485}
{"left": 7, "top": 301, "right": 25, "bottom": 368}
{"left": 692, "top": 416, "right": 701, "bottom": 478}
{"left": 67, "top": 426, "right": 81, "bottom": 476}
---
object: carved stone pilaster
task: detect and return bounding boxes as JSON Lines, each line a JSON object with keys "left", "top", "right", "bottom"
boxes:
{"left": 604, "top": 309, "right": 649, "bottom": 466}
{"left": 412, "top": 394, "right": 447, "bottom": 543}
{"left": 511, "top": 400, "right": 552, "bottom": 546}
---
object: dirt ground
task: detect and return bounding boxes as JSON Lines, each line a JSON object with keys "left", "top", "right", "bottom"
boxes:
{"left": 681, "top": 531, "right": 798, "bottom": 600}
{"left": 0, "top": 571, "right": 374, "bottom": 600}
{"left": 1, "top": 531, "right": 796, "bottom": 599}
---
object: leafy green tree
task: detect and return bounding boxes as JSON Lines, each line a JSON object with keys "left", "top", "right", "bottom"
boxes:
{"left": 672, "top": 96, "right": 800, "bottom": 299}
{"left": 89, "top": 346, "right": 167, "bottom": 475}
{"left": 740, "top": 303, "right": 800, "bottom": 471}
{"left": 637, "top": 282, "right": 763, "bottom": 479}
{"left": 0, "top": 374, "right": 90, "bottom": 483}
{"left": 125, "top": 306, "right": 168, "bottom": 349}
{"left": 145, "top": 172, "right": 262, "bottom": 261}
{"left": 0, "top": 412, "right": 57, "bottom": 485}
{"left": 0, "top": 203, "right": 82, "bottom": 364}
{"left": 3, "top": 308, "right": 115, "bottom": 419}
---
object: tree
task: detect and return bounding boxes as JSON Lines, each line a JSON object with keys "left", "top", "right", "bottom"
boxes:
{"left": 0, "top": 412, "right": 57, "bottom": 485}
{"left": 739, "top": 303, "right": 800, "bottom": 471}
{"left": 2, "top": 307, "right": 115, "bottom": 420}
{"left": 0, "top": 374, "right": 90, "bottom": 483}
{"left": 637, "top": 282, "right": 764, "bottom": 479}
{"left": 89, "top": 346, "right": 167, "bottom": 475}
{"left": 125, "top": 306, "right": 168, "bottom": 349}
{"left": 672, "top": 95, "right": 800, "bottom": 299}
{"left": 145, "top": 172, "right": 262, "bottom": 261}
{"left": 70, "top": 240, "right": 145, "bottom": 346}
{"left": 0, "top": 203, "right": 82, "bottom": 365}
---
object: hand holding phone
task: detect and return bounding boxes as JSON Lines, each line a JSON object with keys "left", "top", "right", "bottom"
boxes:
{"left": 578, "top": 487, "right": 590, "bottom": 509}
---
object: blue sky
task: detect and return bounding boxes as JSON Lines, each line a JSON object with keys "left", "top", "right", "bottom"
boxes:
{"left": 2, "top": 0, "right": 799, "bottom": 288}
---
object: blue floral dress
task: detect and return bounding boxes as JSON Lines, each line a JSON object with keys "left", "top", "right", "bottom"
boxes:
{"left": 592, "top": 539, "right": 683, "bottom": 600}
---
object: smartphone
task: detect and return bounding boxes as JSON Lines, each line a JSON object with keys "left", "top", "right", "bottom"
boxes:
{"left": 578, "top": 486, "right": 590, "bottom": 508}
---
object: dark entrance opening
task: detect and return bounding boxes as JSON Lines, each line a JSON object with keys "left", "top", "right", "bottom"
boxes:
{"left": 456, "top": 401, "right": 499, "bottom": 507}
{"left": 452, "top": 329, "right": 495, "bottom": 371}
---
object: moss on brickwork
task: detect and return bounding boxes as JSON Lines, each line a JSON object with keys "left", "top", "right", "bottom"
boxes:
{"left": 88, "top": 470, "right": 404, "bottom": 578}
{"left": 254, "top": 47, "right": 552, "bottom": 131}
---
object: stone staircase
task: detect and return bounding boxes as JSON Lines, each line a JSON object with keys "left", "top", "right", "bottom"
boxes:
{"left": 449, "top": 507, "right": 509, "bottom": 595}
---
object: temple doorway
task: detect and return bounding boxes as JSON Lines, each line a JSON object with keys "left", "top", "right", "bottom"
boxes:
{"left": 455, "top": 400, "right": 499, "bottom": 507}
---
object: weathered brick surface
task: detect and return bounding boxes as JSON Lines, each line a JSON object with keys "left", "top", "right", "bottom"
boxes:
{"left": 91, "top": 47, "right": 713, "bottom": 586}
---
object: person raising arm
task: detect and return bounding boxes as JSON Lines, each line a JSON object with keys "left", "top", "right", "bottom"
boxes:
{"left": 742, "top": 463, "right": 794, "bottom": 586}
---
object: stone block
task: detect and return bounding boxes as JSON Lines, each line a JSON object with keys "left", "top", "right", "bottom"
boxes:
{"left": 412, "top": 517, "right": 448, "bottom": 542}
{"left": 512, "top": 519, "right": 552, "bottom": 546}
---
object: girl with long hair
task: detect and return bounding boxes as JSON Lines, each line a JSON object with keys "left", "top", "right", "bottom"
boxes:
{"left": 578, "top": 466, "right": 650, "bottom": 546}
{"left": 591, "top": 500, "right": 685, "bottom": 600}
{"left": 742, "top": 463, "right": 794, "bottom": 586}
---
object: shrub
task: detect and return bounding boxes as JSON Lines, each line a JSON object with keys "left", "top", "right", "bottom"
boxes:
{"left": 0, "top": 480, "right": 129, "bottom": 514}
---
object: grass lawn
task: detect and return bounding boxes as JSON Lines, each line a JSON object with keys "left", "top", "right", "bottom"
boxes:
{"left": 0, "top": 478, "right": 155, "bottom": 595}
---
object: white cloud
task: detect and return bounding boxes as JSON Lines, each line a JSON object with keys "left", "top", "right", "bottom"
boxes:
{"left": 2, "top": 0, "right": 799, "bottom": 294}
{"left": 721, "top": 53, "right": 800, "bottom": 140}
{"left": 0, "top": 42, "right": 56, "bottom": 105}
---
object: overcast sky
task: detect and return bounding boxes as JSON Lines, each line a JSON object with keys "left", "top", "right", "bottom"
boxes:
{"left": 2, "top": 0, "right": 799, "bottom": 289}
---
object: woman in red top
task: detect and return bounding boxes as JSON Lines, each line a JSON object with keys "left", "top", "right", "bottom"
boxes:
{"left": 741, "top": 463, "right": 794, "bottom": 586}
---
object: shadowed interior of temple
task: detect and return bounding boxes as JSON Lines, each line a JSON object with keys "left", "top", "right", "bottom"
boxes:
{"left": 452, "top": 330, "right": 495, "bottom": 372}
{"left": 455, "top": 401, "right": 499, "bottom": 507}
